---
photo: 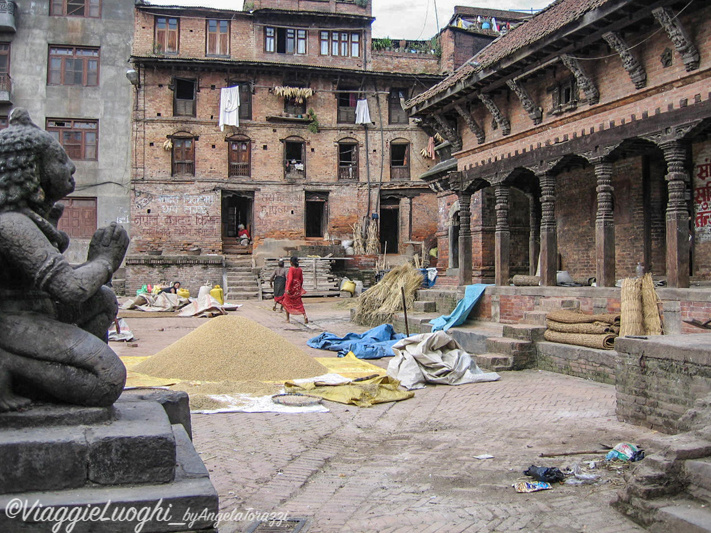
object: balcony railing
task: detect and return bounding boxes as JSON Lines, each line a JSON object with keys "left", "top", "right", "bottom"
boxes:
{"left": 0, "top": 1, "right": 16, "bottom": 33}
{"left": 390, "top": 166, "right": 410, "bottom": 181}
{"left": 338, "top": 164, "right": 358, "bottom": 180}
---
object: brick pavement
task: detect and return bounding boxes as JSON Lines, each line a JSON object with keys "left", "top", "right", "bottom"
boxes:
{"left": 115, "top": 299, "right": 656, "bottom": 533}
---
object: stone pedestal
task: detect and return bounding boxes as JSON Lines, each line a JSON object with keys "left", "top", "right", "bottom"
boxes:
{"left": 0, "top": 395, "right": 218, "bottom": 532}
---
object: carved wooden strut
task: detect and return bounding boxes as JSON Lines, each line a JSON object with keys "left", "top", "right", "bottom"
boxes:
{"left": 560, "top": 54, "right": 599, "bottom": 105}
{"left": 506, "top": 79, "right": 542, "bottom": 124}
{"left": 478, "top": 93, "right": 511, "bottom": 135}
{"left": 652, "top": 6, "right": 700, "bottom": 71}
{"left": 454, "top": 104, "right": 485, "bottom": 144}
{"left": 602, "top": 31, "right": 647, "bottom": 89}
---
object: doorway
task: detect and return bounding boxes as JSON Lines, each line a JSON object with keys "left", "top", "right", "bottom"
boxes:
{"left": 222, "top": 191, "right": 253, "bottom": 243}
{"left": 380, "top": 199, "right": 399, "bottom": 254}
{"left": 305, "top": 191, "right": 328, "bottom": 237}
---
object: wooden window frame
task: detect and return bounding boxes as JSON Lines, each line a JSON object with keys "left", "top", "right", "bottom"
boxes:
{"left": 227, "top": 135, "right": 251, "bottom": 178}
{"left": 390, "top": 141, "right": 410, "bottom": 181}
{"left": 171, "top": 135, "right": 196, "bottom": 176}
{"left": 284, "top": 138, "right": 306, "bottom": 180}
{"left": 337, "top": 89, "right": 357, "bottom": 123}
{"left": 323, "top": 31, "right": 361, "bottom": 57}
{"left": 155, "top": 16, "right": 179, "bottom": 54}
{"left": 50, "top": 0, "right": 100, "bottom": 18}
{"left": 46, "top": 119, "right": 98, "bottom": 161}
{"left": 0, "top": 43, "right": 9, "bottom": 93}
{"left": 388, "top": 88, "right": 409, "bottom": 125}
{"left": 206, "top": 19, "right": 229, "bottom": 56}
{"left": 173, "top": 78, "right": 196, "bottom": 117}
{"left": 337, "top": 140, "right": 358, "bottom": 180}
{"left": 48, "top": 46, "right": 100, "bottom": 87}
{"left": 265, "top": 26, "right": 307, "bottom": 55}
{"left": 265, "top": 27, "right": 275, "bottom": 53}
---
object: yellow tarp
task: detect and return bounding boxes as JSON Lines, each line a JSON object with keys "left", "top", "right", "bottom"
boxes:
{"left": 285, "top": 374, "right": 414, "bottom": 407}
{"left": 314, "top": 351, "right": 387, "bottom": 380}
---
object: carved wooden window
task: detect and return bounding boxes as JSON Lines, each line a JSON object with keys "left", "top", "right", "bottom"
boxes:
{"left": 338, "top": 140, "right": 358, "bottom": 180}
{"left": 57, "top": 197, "right": 97, "bottom": 239}
{"left": 50, "top": 0, "right": 100, "bottom": 18}
{"left": 284, "top": 138, "right": 306, "bottom": 180}
{"left": 207, "top": 20, "right": 229, "bottom": 56}
{"left": 389, "top": 88, "right": 409, "bottom": 124}
{"left": 549, "top": 77, "right": 578, "bottom": 115}
{"left": 46, "top": 119, "right": 98, "bottom": 161}
{"left": 173, "top": 78, "right": 196, "bottom": 117}
{"left": 48, "top": 46, "right": 99, "bottom": 87}
{"left": 390, "top": 141, "right": 410, "bottom": 181}
{"left": 0, "top": 43, "right": 9, "bottom": 93}
{"left": 155, "top": 17, "right": 179, "bottom": 54}
{"left": 171, "top": 136, "right": 195, "bottom": 176}
{"left": 228, "top": 136, "right": 251, "bottom": 178}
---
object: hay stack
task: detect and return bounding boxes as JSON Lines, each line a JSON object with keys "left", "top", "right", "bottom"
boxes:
{"left": 353, "top": 263, "right": 423, "bottom": 327}
{"left": 641, "top": 273, "right": 663, "bottom": 335}
{"left": 352, "top": 221, "right": 365, "bottom": 255}
{"left": 134, "top": 315, "right": 328, "bottom": 381}
{"left": 365, "top": 219, "right": 380, "bottom": 255}
{"left": 620, "top": 277, "right": 645, "bottom": 337}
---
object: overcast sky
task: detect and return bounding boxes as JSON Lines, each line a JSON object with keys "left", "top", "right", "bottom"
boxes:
{"left": 145, "top": 0, "right": 555, "bottom": 40}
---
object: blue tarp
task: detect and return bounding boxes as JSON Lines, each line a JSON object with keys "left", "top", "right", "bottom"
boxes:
{"left": 307, "top": 324, "right": 406, "bottom": 359}
{"left": 429, "top": 284, "right": 491, "bottom": 332}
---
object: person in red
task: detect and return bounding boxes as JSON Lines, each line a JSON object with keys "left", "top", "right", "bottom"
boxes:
{"left": 275, "top": 256, "right": 309, "bottom": 324}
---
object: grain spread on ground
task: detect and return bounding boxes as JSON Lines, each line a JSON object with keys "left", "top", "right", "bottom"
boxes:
{"left": 134, "top": 315, "right": 328, "bottom": 381}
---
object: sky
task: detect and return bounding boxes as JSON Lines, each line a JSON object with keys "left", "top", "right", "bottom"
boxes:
{"left": 145, "top": 0, "right": 556, "bottom": 40}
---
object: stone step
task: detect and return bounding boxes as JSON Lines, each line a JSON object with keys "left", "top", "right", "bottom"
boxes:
{"left": 413, "top": 300, "right": 436, "bottom": 312}
{"left": 226, "top": 291, "right": 260, "bottom": 300}
{"left": 486, "top": 336, "right": 534, "bottom": 356}
{"left": 445, "top": 321, "right": 504, "bottom": 354}
{"left": 523, "top": 310, "right": 548, "bottom": 326}
{"left": 0, "top": 401, "right": 175, "bottom": 495}
{"left": 502, "top": 323, "right": 546, "bottom": 342}
{"left": 475, "top": 352, "right": 514, "bottom": 372}
{"left": 652, "top": 501, "right": 711, "bottom": 533}
{"left": 686, "top": 458, "right": 711, "bottom": 495}
{"left": 0, "top": 423, "right": 218, "bottom": 533}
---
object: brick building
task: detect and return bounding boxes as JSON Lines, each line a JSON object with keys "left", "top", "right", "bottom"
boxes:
{"left": 407, "top": 0, "right": 711, "bottom": 291}
{"left": 1, "top": 0, "right": 134, "bottom": 263}
{"left": 127, "top": 0, "right": 449, "bottom": 293}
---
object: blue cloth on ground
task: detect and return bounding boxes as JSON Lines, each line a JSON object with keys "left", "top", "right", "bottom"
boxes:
{"left": 307, "top": 324, "right": 406, "bottom": 359}
{"left": 429, "top": 284, "right": 491, "bottom": 332}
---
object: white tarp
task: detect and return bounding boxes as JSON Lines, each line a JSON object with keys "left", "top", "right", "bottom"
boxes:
{"left": 387, "top": 331, "right": 500, "bottom": 390}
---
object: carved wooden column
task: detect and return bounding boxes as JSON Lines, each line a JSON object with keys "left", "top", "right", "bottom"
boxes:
{"left": 494, "top": 184, "right": 510, "bottom": 286}
{"left": 537, "top": 169, "right": 557, "bottom": 286}
{"left": 528, "top": 195, "right": 540, "bottom": 276}
{"left": 458, "top": 191, "right": 473, "bottom": 286}
{"left": 660, "top": 139, "right": 691, "bottom": 288}
{"left": 592, "top": 157, "right": 616, "bottom": 287}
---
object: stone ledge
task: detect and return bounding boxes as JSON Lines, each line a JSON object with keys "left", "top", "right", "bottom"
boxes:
{"left": 126, "top": 255, "right": 225, "bottom": 266}
{"left": 616, "top": 335, "right": 711, "bottom": 366}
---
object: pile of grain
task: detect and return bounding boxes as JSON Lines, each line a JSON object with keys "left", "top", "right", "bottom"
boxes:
{"left": 134, "top": 315, "right": 328, "bottom": 381}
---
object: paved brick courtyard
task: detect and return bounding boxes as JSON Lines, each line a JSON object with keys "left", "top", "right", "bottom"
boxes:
{"left": 116, "top": 299, "right": 661, "bottom": 532}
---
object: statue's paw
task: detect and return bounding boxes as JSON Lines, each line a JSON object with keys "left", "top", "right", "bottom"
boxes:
{"left": 0, "top": 392, "right": 32, "bottom": 412}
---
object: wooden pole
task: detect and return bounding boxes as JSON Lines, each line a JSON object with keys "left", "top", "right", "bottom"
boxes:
{"left": 401, "top": 286, "right": 410, "bottom": 336}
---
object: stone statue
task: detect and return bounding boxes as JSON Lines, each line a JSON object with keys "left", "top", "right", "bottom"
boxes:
{"left": 0, "top": 108, "right": 128, "bottom": 412}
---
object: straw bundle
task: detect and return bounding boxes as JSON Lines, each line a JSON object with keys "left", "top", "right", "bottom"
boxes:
{"left": 641, "top": 273, "right": 663, "bottom": 335}
{"left": 353, "top": 262, "right": 423, "bottom": 327}
{"left": 620, "top": 277, "right": 645, "bottom": 337}
{"left": 352, "top": 221, "right": 365, "bottom": 255}
{"left": 512, "top": 275, "right": 541, "bottom": 286}
{"left": 546, "top": 309, "right": 620, "bottom": 325}
{"left": 546, "top": 319, "right": 617, "bottom": 335}
{"left": 543, "top": 330, "right": 616, "bottom": 350}
{"left": 365, "top": 219, "right": 380, "bottom": 255}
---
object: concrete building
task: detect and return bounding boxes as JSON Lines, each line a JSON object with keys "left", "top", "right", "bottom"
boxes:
{"left": 1, "top": 0, "right": 134, "bottom": 263}
{"left": 126, "top": 0, "right": 451, "bottom": 294}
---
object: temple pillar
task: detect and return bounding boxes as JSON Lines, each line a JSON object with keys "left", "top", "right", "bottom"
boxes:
{"left": 660, "top": 140, "right": 691, "bottom": 288}
{"left": 593, "top": 158, "right": 616, "bottom": 287}
{"left": 458, "top": 191, "right": 473, "bottom": 286}
{"left": 529, "top": 195, "right": 540, "bottom": 276}
{"left": 537, "top": 170, "right": 557, "bottom": 286}
{"left": 494, "top": 184, "right": 510, "bottom": 286}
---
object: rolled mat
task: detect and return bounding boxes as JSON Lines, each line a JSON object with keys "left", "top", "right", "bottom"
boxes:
{"left": 546, "top": 319, "right": 615, "bottom": 335}
{"left": 512, "top": 275, "right": 541, "bottom": 286}
{"left": 546, "top": 309, "right": 620, "bottom": 326}
{"left": 543, "top": 329, "right": 617, "bottom": 350}
{"left": 620, "top": 277, "right": 644, "bottom": 337}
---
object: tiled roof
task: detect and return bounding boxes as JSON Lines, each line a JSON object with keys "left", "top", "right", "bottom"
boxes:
{"left": 407, "top": 0, "right": 611, "bottom": 110}
{"left": 453, "top": 6, "right": 533, "bottom": 21}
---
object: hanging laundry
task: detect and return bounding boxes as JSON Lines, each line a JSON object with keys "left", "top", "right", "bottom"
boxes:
{"left": 426, "top": 136, "right": 436, "bottom": 159}
{"left": 219, "top": 86, "right": 240, "bottom": 131}
{"left": 492, "top": 17, "right": 498, "bottom": 32}
{"left": 355, "top": 98, "right": 371, "bottom": 124}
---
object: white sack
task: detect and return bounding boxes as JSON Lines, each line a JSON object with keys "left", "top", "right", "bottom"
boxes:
{"left": 387, "top": 331, "right": 500, "bottom": 390}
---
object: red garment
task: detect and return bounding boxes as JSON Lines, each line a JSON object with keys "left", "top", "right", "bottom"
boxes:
{"left": 238, "top": 228, "right": 250, "bottom": 239}
{"left": 275, "top": 266, "right": 306, "bottom": 315}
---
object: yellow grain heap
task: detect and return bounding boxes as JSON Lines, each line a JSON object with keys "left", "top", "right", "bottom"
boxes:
{"left": 134, "top": 315, "right": 328, "bottom": 381}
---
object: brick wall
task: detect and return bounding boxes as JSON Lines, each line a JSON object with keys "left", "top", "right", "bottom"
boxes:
{"left": 125, "top": 255, "right": 225, "bottom": 297}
